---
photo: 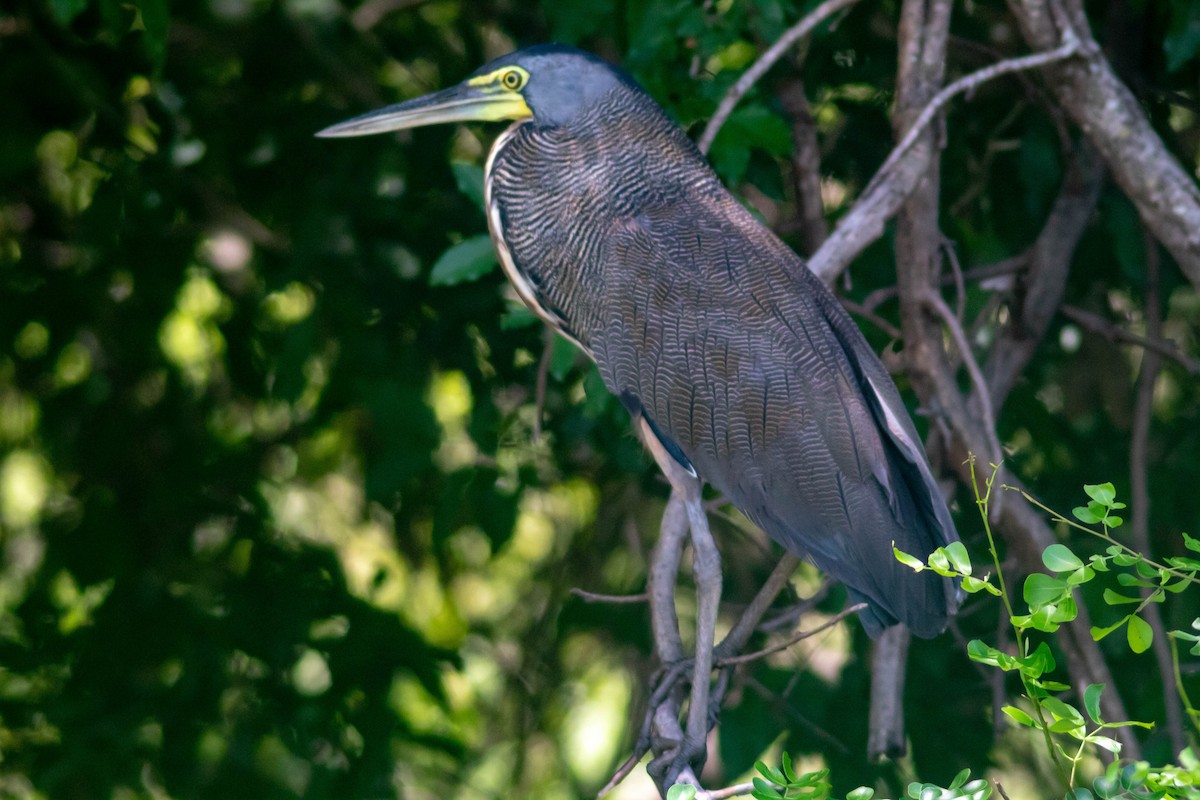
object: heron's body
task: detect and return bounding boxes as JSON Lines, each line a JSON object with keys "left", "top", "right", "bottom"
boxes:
{"left": 320, "top": 44, "right": 961, "bottom": 638}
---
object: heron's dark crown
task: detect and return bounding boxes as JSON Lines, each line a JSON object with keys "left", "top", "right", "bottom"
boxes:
{"left": 472, "top": 44, "right": 644, "bottom": 128}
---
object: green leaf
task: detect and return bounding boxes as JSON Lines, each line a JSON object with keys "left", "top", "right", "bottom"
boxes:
{"left": 1165, "top": 555, "right": 1200, "bottom": 571}
{"left": 1018, "top": 641, "right": 1056, "bottom": 678}
{"left": 428, "top": 235, "right": 497, "bottom": 286}
{"left": 846, "top": 789, "right": 875, "bottom": 800}
{"left": 1084, "top": 683, "right": 1104, "bottom": 723}
{"left": 948, "top": 768, "right": 971, "bottom": 791}
{"left": 1127, "top": 615, "right": 1153, "bottom": 653}
{"left": 1135, "top": 560, "right": 1158, "bottom": 579}
{"left": 450, "top": 161, "right": 487, "bottom": 211}
{"left": 1164, "top": 1, "right": 1200, "bottom": 73}
{"left": 1065, "top": 565, "right": 1094, "bottom": 586}
{"left": 667, "top": 785, "right": 698, "bottom": 800}
{"left": 1084, "top": 483, "right": 1117, "bottom": 506}
{"left": 752, "top": 777, "right": 783, "bottom": 800}
{"left": 1042, "top": 696, "right": 1085, "bottom": 731}
{"left": 1116, "top": 573, "right": 1154, "bottom": 589}
{"left": 1073, "top": 505, "right": 1102, "bottom": 524}
{"left": 1091, "top": 616, "right": 1129, "bottom": 641}
{"left": 1107, "top": 515, "right": 1123, "bottom": 529}
{"left": 1103, "top": 588, "right": 1142, "bottom": 605}
{"left": 1089, "top": 735, "right": 1122, "bottom": 754}
{"left": 944, "top": 541, "right": 972, "bottom": 575}
{"left": 927, "top": 547, "right": 952, "bottom": 576}
{"left": 893, "top": 545, "right": 925, "bottom": 572}
{"left": 755, "top": 761, "right": 785, "bottom": 786}
{"left": 499, "top": 305, "right": 539, "bottom": 330}
{"left": 961, "top": 576, "right": 1001, "bottom": 596}
{"left": 1043, "top": 544, "right": 1083, "bottom": 572}
{"left": 1182, "top": 532, "right": 1200, "bottom": 554}
{"left": 1048, "top": 717, "right": 1082, "bottom": 734}
{"left": 1002, "top": 705, "right": 1038, "bottom": 727}
{"left": 1024, "top": 573, "right": 1067, "bottom": 606}
{"left": 968, "top": 639, "right": 1019, "bottom": 670}
{"left": 781, "top": 750, "right": 795, "bottom": 783}
{"left": 48, "top": 0, "right": 89, "bottom": 24}
{"left": 1038, "top": 680, "right": 1071, "bottom": 692}
{"left": 549, "top": 335, "right": 578, "bottom": 381}
{"left": 137, "top": 0, "right": 170, "bottom": 72}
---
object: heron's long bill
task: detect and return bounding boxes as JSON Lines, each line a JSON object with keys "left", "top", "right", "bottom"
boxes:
{"left": 316, "top": 82, "right": 531, "bottom": 138}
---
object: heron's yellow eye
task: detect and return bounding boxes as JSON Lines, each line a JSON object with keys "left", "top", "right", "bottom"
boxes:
{"left": 501, "top": 69, "right": 525, "bottom": 91}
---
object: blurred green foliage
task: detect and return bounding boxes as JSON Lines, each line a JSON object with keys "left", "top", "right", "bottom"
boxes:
{"left": 1, "top": 0, "right": 1199, "bottom": 798}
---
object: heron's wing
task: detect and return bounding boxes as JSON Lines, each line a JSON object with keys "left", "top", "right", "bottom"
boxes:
{"left": 591, "top": 192, "right": 958, "bottom": 637}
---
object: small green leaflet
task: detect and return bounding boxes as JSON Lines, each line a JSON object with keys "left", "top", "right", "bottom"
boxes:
{"left": 428, "top": 235, "right": 497, "bottom": 286}
{"left": 450, "top": 161, "right": 487, "bottom": 211}
{"left": 1127, "top": 614, "right": 1153, "bottom": 653}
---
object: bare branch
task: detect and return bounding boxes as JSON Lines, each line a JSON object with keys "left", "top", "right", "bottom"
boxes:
{"left": 569, "top": 588, "right": 648, "bottom": 604}
{"left": 697, "top": 0, "right": 863, "bottom": 155}
{"left": 1007, "top": 0, "right": 1200, "bottom": 289}
{"left": 705, "top": 781, "right": 758, "bottom": 800}
{"left": 778, "top": 77, "right": 829, "bottom": 256}
{"left": 1060, "top": 305, "right": 1200, "bottom": 375}
{"left": 868, "top": 624, "right": 910, "bottom": 759}
{"left": 982, "top": 140, "right": 1104, "bottom": 404}
{"left": 808, "top": 38, "right": 1080, "bottom": 285}
{"left": 839, "top": 298, "right": 902, "bottom": 341}
{"left": 533, "top": 327, "right": 554, "bottom": 442}
{"left": 869, "top": 39, "right": 1080, "bottom": 203}
{"left": 716, "top": 603, "right": 866, "bottom": 667}
{"left": 716, "top": 553, "right": 802, "bottom": 657}
{"left": 1129, "top": 235, "right": 1185, "bottom": 755}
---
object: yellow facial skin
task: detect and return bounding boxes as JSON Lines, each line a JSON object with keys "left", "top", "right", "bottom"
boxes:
{"left": 464, "top": 66, "right": 532, "bottom": 120}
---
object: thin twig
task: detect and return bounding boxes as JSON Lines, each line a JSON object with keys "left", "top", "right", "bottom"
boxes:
{"left": 706, "top": 781, "right": 757, "bottom": 800}
{"left": 1008, "top": 488, "right": 1200, "bottom": 587}
{"left": 597, "top": 751, "right": 643, "bottom": 799}
{"left": 920, "top": 289, "right": 1001, "bottom": 466}
{"left": 743, "top": 673, "right": 850, "bottom": 753}
{"left": 1060, "top": 304, "right": 1200, "bottom": 375}
{"left": 864, "top": 38, "right": 1081, "bottom": 200}
{"left": 532, "top": 327, "right": 555, "bottom": 442}
{"left": 569, "top": 588, "right": 648, "bottom": 604}
{"left": 859, "top": 257, "right": 1027, "bottom": 313}
{"left": 716, "top": 553, "right": 802, "bottom": 656}
{"left": 716, "top": 603, "right": 866, "bottom": 667}
{"left": 697, "top": 0, "right": 863, "bottom": 154}
{"left": 839, "top": 297, "right": 902, "bottom": 340}
{"left": 941, "top": 236, "right": 967, "bottom": 324}
{"left": 808, "top": 42, "right": 1081, "bottom": 284}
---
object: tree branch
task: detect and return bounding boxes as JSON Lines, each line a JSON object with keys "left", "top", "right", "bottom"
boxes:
{"left": 697, "top": 0, "right": 863, "bottom": 155}
{"left": 1129, "top": 234, "right": 1184, "bottom": 756}
{"left": 807, "top": 34, "right": 1080, "bottom": 285}
{"left": 1006, "top": 0, "right": 1200, "bottom": 289}
{"left": 1059, "top": 305, "right": 1200, "bottom": 375}
{"left": 982, "top": 139, "right": 1105, "bottom": 405}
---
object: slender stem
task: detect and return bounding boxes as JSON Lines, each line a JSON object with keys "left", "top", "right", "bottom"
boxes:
{"left": 1010, "top": 488, "right": 1200, "bottom": 586}
{"left": 1169, "top": 633, "right": 1200, "bottom": 740}
{"left": 971, "top": 457, "right": 1013, "bottom": 619}
{"left": 970, "top": 456, "right": 1071, "bottom": 787}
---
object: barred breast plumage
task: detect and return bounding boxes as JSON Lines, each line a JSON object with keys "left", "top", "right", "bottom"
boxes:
{"left": 485, "top": 82, "right": 960, "bottom": 637}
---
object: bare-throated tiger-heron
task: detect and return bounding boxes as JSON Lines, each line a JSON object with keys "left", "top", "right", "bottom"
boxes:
{"left": 319, "top": 44, "right": 961, "bottom": 768}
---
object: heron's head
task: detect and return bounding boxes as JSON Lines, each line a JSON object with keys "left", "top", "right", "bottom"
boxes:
{"left": 317, "top": 45, "right": 637, "bottom": 138}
